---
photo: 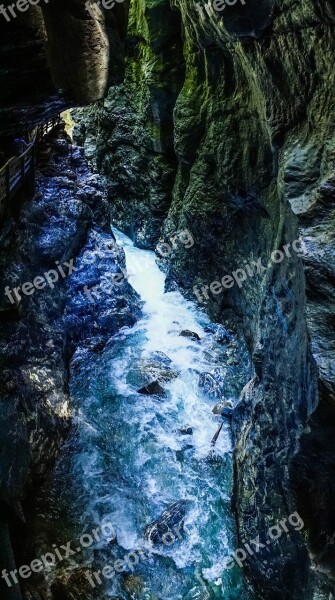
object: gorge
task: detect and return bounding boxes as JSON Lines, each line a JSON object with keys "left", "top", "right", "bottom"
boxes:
{"left": 0, "top": 0, "right": 334, "bottom": 599}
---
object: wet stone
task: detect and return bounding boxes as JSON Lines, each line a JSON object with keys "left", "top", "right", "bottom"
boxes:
{"left": 144, "top": 500, "right": 189, "bottom": 544}
{"left": 212, "top": 399, "right": 233, "bottom": 415}
{"left": 179, "top": 330, "right": 201, "bottom": 342}
{"left": 127, "top": 357, "right": 179, "bottom": 388}
{"left": 138, "top": 381, "right": 166, "bottom": 396}
{"left": 178, "top": 427, "right": 193, "bottom": 435}
{"left": 221, "top": 406, "right": 233, "bottom": 419}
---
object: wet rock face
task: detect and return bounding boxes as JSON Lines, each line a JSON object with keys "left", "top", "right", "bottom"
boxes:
{"left": 42, "top": 0, "right": 130, "bottom": 103}
{"left": 291, "top": 180, "right": 335, "bottom": 595}
{"left": 73, "top": 0, "right": 335, "bottom": 597}
{"left": 0, "top": 126, "right": 141, "bottom": 599}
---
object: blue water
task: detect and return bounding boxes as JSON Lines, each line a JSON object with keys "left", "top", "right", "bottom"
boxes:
{"left": 59, "top": 229, "right": 250, "bottom": 599}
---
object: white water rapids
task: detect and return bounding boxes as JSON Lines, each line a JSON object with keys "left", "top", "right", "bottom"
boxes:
{"left": 38, "top": 228, "right": 250, "bottom": 600}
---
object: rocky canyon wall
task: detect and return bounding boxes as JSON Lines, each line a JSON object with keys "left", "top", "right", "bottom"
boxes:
{"left": 0, "top": 0, "right": 129, "bottom": 135}
{"left": 74, "top": 0, "right": 335, "bottom": 597}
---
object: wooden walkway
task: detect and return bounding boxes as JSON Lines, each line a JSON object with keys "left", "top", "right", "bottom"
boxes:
{"left": 0, "top": 115, "right": 61, "bottom": 225}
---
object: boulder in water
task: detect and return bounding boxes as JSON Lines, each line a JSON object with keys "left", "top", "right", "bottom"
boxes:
{"left": 179, "top": 330, "right": 201, "bottom": 342}
{"left": 138, "top": 381, "right": 166, "bottom": 396}
{"left": 127, "top": 356, "right": 178, "bottom": 388}
{"left": 144, "top": 499, "right": 189, "bottom": 544}
{"left": 178, "top": 426, "right": 193, "bottom": 435}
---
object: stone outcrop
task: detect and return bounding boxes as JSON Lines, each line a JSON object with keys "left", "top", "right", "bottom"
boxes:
{"left": 73, "top": 0, "right": 335, "bottom": 597}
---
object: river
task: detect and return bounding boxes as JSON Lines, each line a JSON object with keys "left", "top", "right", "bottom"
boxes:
{"left": 33, "top": 228, "right": 250, "bottom": 600}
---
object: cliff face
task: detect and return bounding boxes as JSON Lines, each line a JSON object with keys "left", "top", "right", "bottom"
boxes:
{"left": 0, "top": 0, "right": 129, "bottom": 135}
{"left": 74, "top": 0, "right": 335, "bottom": 597}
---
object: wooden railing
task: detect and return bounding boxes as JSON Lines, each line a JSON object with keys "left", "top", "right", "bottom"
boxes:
{"left": 36, "top": 115, "right": 61, "bottom": 144}
{"left": 0, "top": 115, "right": 61, "bottom": 225}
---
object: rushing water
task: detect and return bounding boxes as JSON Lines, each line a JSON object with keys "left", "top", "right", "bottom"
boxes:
{"left": 36, "top": 229, "right": 250, "bottom": 599}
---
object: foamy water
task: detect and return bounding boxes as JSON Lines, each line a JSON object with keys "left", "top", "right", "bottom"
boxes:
{"left": 68, "top": 228, "right": 250, "bottom": 599}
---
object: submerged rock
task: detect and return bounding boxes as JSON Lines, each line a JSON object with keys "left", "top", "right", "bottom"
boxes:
{"left": 148, "top": 351, "right": 172, "bottom": 365}
{"left": 183, "top": 585, "right": 215, "bottom": 600}
{"left": 176, "top": 445, "right": 194, "bottom": 462}
{"left": 199, "top": 368, "right": 226, "bottom": 399}
{"left": 214, "top": 325, "right": 234, "bottom": 344}
{"left": 203, "top": 323, "right": 234, "bottom": 343}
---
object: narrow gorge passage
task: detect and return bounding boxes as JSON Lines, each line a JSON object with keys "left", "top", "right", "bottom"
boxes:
{"left": 35, "top": 228, "right": 250, "bottom": 600}
{"left": 1, "top": 0, "right": 335, "bottom": 598}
